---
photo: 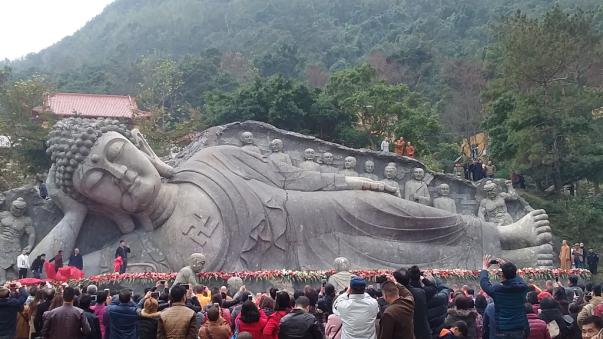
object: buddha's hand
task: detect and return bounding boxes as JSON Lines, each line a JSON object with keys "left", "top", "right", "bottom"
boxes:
{"left": 345, "top": 177, "right": 397, "bottom": 194}
{"left": 46, "top": 165, "right": 87, "bottom": 216}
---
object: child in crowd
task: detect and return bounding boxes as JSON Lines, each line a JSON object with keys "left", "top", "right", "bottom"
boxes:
{"left": 439, "top": 320, "right": 468, "bottom": 338}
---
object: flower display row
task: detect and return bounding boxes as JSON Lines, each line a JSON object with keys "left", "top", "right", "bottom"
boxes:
{"left": 17, "top": 267, "right": 591, "bottom": 286}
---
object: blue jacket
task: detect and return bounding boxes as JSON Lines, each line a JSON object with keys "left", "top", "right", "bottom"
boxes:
{"left": 0, "top": 288, "right": 28, "bottom": 337}
{"left": 483, "top": 303, "right": 496, "bottom": 339}
{"left": 105, "top": 301, "right": 138, "bottom": 339}
{"left": 479, "top": 270, "right": 528, "bottom": 332}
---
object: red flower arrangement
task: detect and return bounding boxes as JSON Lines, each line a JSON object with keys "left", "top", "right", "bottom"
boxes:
{"left": 57, "top": 267, "right": 590, "bottom": 287}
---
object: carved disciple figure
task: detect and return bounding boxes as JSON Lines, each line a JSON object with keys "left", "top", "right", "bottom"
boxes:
{"left": 559, "top": 240, "right": 571, "bottom": 270}
{"left": 299, "top": 148, "right": 321, "bottom": 172}
{"left": 478, "top": 180, "right": 518, "bottom": 226}
{"left": 0, "top": 198, "right": 35, "bottom": 282}
{"left": 433, "top": 184, "right": 457, "bottom": 214}
{"left": 328, "top": 257, "right": 353, "bottom": 294}
{"left": 32, "top": 118, "right": 554, "bottom": 271}
{"left": 360, "top": 160, "right": 379, "bottom": 181}
{"left": 268, "top": 139, "right": 292, "bottom": 165}
{"left": 404, "top": 168, "right": 431, "bottom": 205}
{"left": 174, "top": 253, "right": 206, "bottom": 287}
{"left": 339, "top": 156, "right": 359, "bottom": 176}
{"left": 240, "top": 131, "right": 262, "bottom": 154}
{"left": 320, "top": 152, "right": 338, "bottom": 173}
{"left": 381, "top": 164, "right": 401, "bottom": 198}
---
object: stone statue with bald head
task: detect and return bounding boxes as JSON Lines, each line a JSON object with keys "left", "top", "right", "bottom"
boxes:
{"left": 433, "top": 184, "right": 457, "bottom": 213}
{"left": 31, "top": 118, "right": 554, "bottom": 271}
{"left": 404, "top": 168, "right": 431, "bottom": 205}
{"left": 0, "top": 198, "right": 35, "bottom": 282}
{"left": 268, "top": 139, "right": 292, "bottom": 165}
{"left": 320, "top": 152, "right": 338, "bottom": 173}
{"left": 174, "top": 253, "right": 206, "bottom": 287}
{"left": 298, "top": 148, "right": 321, "bottom": 172}
{"left": 360, "top": 160, "right": 379, "bottom": 181}
{"left": 240, "top": 131, "right": 262, "bottom": 154}
{"left": 339, "top": 156, "right": 358, "bottom": 177}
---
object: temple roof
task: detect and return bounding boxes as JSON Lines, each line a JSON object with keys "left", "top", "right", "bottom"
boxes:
{"left": 33, "top": 92, "right": 149, "bottom": 119}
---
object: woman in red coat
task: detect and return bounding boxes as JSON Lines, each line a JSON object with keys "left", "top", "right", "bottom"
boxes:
{"left": 263, "top": 292, "right": 291, "bottom": 339}
{"left": 236, "top": 300, "right": 267, "bottom": 339}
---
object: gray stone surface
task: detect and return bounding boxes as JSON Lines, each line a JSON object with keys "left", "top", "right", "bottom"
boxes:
{"left": 4, "top": 119, "right": 555, "bottom": 275}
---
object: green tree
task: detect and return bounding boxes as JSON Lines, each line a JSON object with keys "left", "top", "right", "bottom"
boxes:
{"left": 484, "top": 7, "right": 603, "bottom": 191}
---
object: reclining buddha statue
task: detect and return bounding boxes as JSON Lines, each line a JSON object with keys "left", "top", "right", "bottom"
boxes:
{"left": 31, "top": 118, "right": 553, "bottom": 272}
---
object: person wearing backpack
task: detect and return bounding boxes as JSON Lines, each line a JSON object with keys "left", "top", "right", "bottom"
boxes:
{"left": 578, "top": 285, "right": 603, "bottom": 327}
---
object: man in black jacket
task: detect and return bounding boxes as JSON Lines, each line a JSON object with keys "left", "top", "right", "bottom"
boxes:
{"left": 79, "top": 294, "right": 102, "bottom": 339}
{"left": 279, "top": 296, "right": 323, "bottom": 339}
{"left": 394, "top": 267, "right": 432, "bottom": 339}
{"left": 0, "top": 282, "right": 28, "bottom": 339}
{"left": 34, "top": 287, "right": 55, "bottom": 333}
{"left": 114, "top": 240, "right": 131, "bottom": 274}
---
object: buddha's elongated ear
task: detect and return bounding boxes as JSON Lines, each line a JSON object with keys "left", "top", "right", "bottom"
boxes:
{"left": 130, "top": 128, "right": 175, "bottom": 178}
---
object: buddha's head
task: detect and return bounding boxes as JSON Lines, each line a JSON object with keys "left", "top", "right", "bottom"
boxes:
{"left": 303, "top": 148, "right": 315, "bottom": 161}
{"left": 10, "top": 198, "right": 27, "bottom": 217}
{"left": 334, "top": 257, "right": 351, "bottom": 272}
{"left": 322, "top": 152, "right": 334, "bottom": 165}
{"left": 484, "top": 181, "right": 498, "bottom": 199}
{"left": 189, "top": 253, "right": 206, "bottom": 273}
{"left": 344, "top": 156, "right": 356, "bottom": 169}
{"left": 364, "top": 160, "right": 375, "bottom": 174}
{"left": 412, "top": 168, "right": 425, "bottom": 181}
{"left": 240, "top": 131, "right": 254, "bottom": 145}
{"left": 384, "top": 164, "right": 396, "bottom": 179}
{"left": 270, "top": 139, "right": 283, "bottom": 153}
{"left": 47, "top": 118, "right": 166, "bottom": 214}
{"left": 438, "top": 184, "right": 450, "bottom": 197}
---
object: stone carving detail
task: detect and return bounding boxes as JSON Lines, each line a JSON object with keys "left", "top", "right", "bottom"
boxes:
{"left": 339, "top": 156, "right": 358, "bottom": 176}
{"left": 359, "top": 160, "right": 379, "bottom": 181}
{"left": 29, "top": 118, "right": 555, "bottom": 271}
{"left": 298, "top": 148, "right": 321, "bottom": 172}
{"left": 174, "top": 253, "right": 206, "bottom": 287}
{"left": 404, "top": 168, "right": 431, "bottom": 205}
{"left": 381, "top": 164, "right": 401, "bottom": 198}
{"left": 433, "top": 184, "right": 457, "bottom": 214}
{"left": 478, "top": 180, "right": 518, "bottom": 226}
{"left": 320, "top": 152, "right": 338, "bottom": 173}
{"left": 268, "top": 139, "right": 292, "bottom": 165}
{"left": 0, "top": 198, "right": 35, "bottom": 282}
{"left": 240, "top": 131, "right": 262, "bottom": 154}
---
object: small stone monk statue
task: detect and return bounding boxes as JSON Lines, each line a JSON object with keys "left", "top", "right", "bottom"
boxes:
{"left": 174, "top": 253, "right": 206, "bottom": 287}
{"left": 240, "top": 131, "right": 262, "bottom": 154}
{"left": 339, "top": 156, "right": 358, "bottom": 176}
{"left": 320, "top": 152, "right": 338, "bottom": 173}
{"left": 404, "top": 168, "right": 431, "bottom": 205}
{"left": 268, "top": 139, "right": 292, "bottom": 165}
{"left": 360, "top": 160, "right": 379, "bottom": 181}
{"left": 299, "top": 148, "right": 321, "bottom": 172}
{"left": 433, "top": 183, "right": 457, "bottom": 213}
{"left": 328, "top": 257, "right": 353, "bottom": 294}
{"left": 381, "top": 164, "right": 401, "bottom": 198}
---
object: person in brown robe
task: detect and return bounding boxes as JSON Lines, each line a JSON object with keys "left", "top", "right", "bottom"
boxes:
{"left": 404, "top": 142, "right": 415, "bottom": 158}
{"left": 394, "top": 137, "right": 405, "bottom": 156}
{"left": 559, "top": 240, "right": 571, "bottom": 270}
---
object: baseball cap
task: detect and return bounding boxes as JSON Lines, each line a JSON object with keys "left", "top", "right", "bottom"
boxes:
{"left": 350, "top": 276, "right": 366, "bottom": 289}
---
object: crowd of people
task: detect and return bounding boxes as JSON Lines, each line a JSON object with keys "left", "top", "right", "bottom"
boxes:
{"left": 1, "top": 254, "right": 602, "bottom": 339}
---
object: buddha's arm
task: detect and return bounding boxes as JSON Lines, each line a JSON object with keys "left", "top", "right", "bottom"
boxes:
{"left": 501, "top": 181, "right": 519, "bottom": 201}
{"left": 477, "top": 201, "right": 486, "bottom": 221}
{"left": 25, "top": 223, "right": 36, "bottom": 251}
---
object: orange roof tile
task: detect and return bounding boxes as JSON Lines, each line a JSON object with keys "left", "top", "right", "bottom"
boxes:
{"left": 42, "top": 93, "right": 145, "bottom": 119}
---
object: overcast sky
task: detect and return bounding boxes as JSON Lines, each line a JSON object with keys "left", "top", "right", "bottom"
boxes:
{"left": 0, "top": 0, "right": 114, "bottom": 60}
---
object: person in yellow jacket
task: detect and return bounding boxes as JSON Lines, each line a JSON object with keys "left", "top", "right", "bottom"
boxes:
{"left": 195, "top": 285, "right": 212, "bottom": 308}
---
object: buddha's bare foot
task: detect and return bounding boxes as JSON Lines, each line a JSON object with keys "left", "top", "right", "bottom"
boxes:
{"left": 497, "top": 209, "right": 553, "bottom": 266}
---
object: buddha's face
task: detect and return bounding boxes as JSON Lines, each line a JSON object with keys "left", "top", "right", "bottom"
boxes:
{"left": 270, "top": 139, "right": 283, "bottom": 152}
{"left": 241, "top": 132, "right": 254, "bottom": 145}
{"left": 439, "top": 184, "right": 450, "bottom": 196}
{"left": 364, "top": 161, "right": 374, "bottom": 173}
{"left": 413, "top": 168, "right": 424, "bottom": 181}
{"left": 304, "top": 148, "right": 315, "bottom": 161}
{"left": 323, "top": 153, "right": 333, "bottom": 165}
{"left": 72, "top": 131, "right": 161, "bottom": 213}
{"left": 384, "top": 166, "right": 396, "bottom": 179}
{"left": 344, "top": 157, "right": 356, "bottom": 169}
